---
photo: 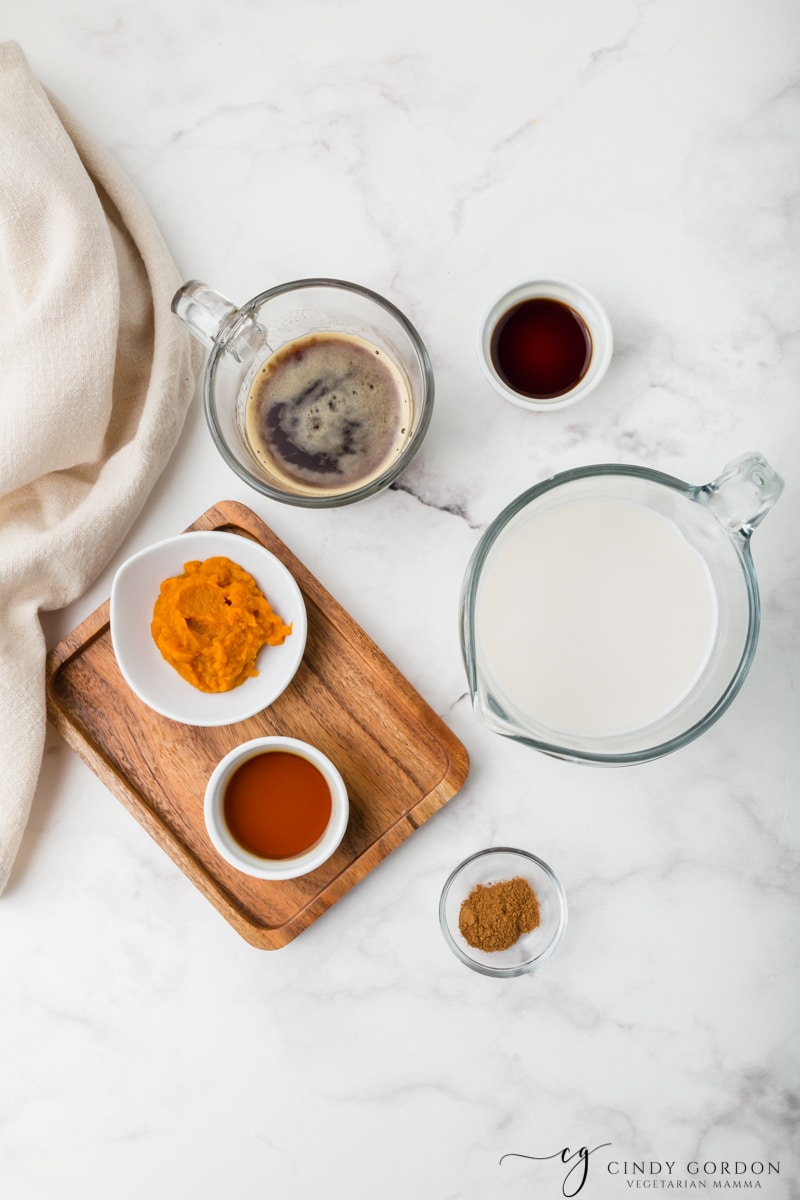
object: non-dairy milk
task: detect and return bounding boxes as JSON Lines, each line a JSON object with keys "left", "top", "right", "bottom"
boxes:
{"left": 476, "top": 497, "right": 719, "bottom": 739}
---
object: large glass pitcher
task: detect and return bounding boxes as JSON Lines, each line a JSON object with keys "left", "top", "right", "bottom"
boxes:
{"left": 460, "top": 453, "right": 784, "bottom": 765}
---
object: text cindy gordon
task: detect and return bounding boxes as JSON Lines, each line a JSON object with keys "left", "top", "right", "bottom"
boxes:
{"left": 608, "top": 1160, "right": 780, "bottom": 1189}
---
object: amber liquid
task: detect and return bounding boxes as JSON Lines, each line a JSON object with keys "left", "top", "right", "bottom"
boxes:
{"left": 490, "top": 297, "right": 592, "bottom": 399}
{"left": 223, "top": 751, "right": 332, "bottom": 859}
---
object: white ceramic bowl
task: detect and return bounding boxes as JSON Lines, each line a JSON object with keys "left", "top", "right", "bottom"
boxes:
{"left": 110, "top": 530, "right": 307, "bottom": 726}
{"left": 204, "top": 736, "right": 349, "bottom": 880}
{"left": 477, "top": 276, "right": 613, "bottom": 411}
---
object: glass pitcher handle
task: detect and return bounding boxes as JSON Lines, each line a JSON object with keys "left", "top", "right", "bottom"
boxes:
{"left": 700, "top": 452, "right": 784, "bottom": 538}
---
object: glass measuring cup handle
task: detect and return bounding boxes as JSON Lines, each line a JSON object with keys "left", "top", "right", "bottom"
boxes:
{"left": 171, "top": 280, "right": 268, "bottom": 364}
{"left": 698, "top": 452, "right": 785, "bottom": 539}
{"left": 171, "top": 281, "right": 238, "bottom": 349}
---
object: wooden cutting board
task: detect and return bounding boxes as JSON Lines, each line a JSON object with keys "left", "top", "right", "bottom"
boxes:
{"left": 45, "top": 501, "right": 470, "bottom": 949}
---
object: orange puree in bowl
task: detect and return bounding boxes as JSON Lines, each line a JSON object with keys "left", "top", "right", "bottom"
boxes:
{"left": 151, "top": 556, "right": 292, "bottom": 693}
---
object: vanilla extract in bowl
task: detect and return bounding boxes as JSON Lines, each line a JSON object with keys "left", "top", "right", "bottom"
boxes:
{"left": 476, "top": 277, "right": 613, "bottom": 411}
{"left": 490, "top": 297, "right": 592, "bottom": 399}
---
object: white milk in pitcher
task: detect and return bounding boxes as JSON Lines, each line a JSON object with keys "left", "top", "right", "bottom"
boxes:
{"left": 476, "top": 497, "right": 719, "bottom": 738}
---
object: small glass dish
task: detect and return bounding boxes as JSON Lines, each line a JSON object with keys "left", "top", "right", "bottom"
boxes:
{"left": 439, "top": 847, "right": 567, "bottom": 977}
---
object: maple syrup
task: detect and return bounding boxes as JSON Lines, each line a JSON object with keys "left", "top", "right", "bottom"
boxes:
{"left": 223, "top": 750, "right": 332, "bottom": 859}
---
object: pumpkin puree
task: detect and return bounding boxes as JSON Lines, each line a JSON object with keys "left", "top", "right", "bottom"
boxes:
{"left": 151, "top": 556, "right": 292, "bottom": 693}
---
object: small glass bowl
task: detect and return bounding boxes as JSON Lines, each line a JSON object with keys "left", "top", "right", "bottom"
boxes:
{"left": 439, "top": 848, "right": 567, "bottom": 977}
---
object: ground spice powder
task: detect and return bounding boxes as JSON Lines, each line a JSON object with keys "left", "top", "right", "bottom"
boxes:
{"left": 458, "top": 876, "right": 541, "bottom": 952}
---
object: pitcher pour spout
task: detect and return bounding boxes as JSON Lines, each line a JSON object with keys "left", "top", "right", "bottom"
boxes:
{"left": 698, "top": 452, "right": 784, "bottom": 539}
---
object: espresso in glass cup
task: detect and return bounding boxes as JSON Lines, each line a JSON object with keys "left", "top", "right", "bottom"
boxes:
{"left": 173, "top": 278, "right": 434, "bottom": 507}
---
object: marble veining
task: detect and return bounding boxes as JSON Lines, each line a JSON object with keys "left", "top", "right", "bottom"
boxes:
{"left": 2, "top": 1, "right": 799, "bottom": 1198}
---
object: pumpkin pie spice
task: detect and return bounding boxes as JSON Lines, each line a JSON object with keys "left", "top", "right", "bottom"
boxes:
{"left": 458, "top": 876, "right": 541, "bottom": 952}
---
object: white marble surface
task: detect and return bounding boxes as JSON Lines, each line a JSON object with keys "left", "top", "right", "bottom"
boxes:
{"left": 3, "top": 2, "right": 799, "bottom": 1197}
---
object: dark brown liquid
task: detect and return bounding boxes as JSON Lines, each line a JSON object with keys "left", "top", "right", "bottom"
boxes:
{"left": 223, "top": 751, "right": 332, "bottom": 859}
{"left": 490, "top": 298, "right": 592, "bottom": 399}
{"left": 245, "top": 332, "right": 410, "bottom": 494}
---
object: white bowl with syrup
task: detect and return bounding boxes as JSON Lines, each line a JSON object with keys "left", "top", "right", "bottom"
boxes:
{"left": 459, "top": 454, "right": 783, "bottom": 764}
{"left": 204, "top": 736, "right": 349, "bottom": 881}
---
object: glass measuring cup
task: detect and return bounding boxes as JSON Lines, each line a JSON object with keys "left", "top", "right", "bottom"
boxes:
{"left": 172, "top": 278, "right": 434, "bottom": 507}
{"left": 460, "top": 453, "right": 784, "bottom": 764}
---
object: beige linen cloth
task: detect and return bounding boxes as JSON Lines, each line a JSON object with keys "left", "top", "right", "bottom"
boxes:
{"left": 0, "top": 42, "right": 201, "bottom": 894}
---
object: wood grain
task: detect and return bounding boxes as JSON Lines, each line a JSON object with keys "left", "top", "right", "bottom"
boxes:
{"left": 45, "top": 501, "right": 470, "bottom": 949}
